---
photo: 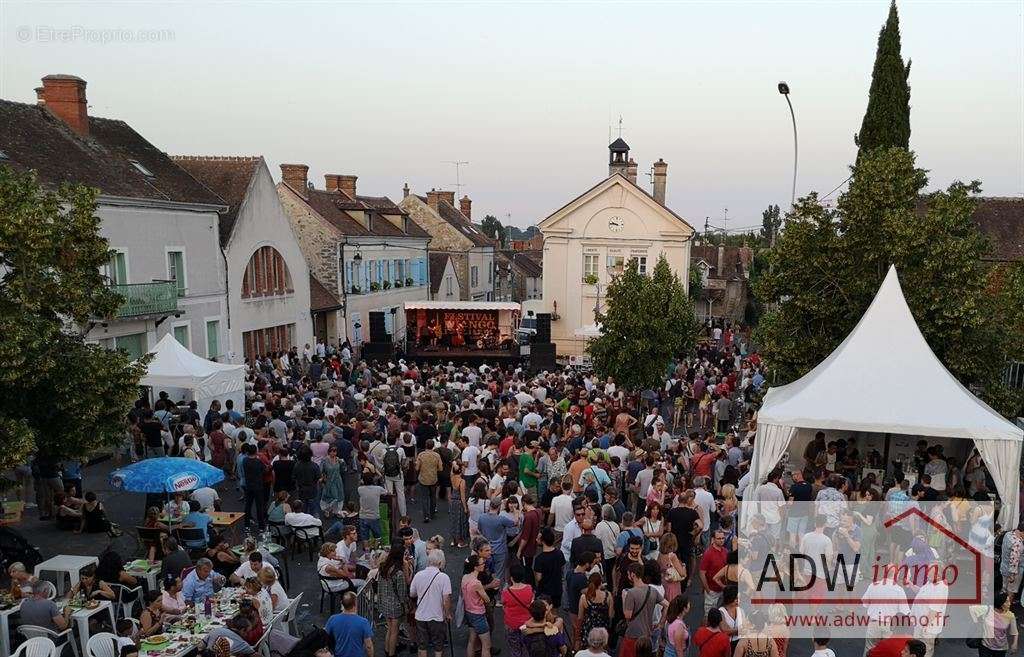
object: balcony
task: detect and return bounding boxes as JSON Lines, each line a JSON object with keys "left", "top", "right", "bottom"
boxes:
{"left": 109, "top": 281, "right": 178, "bottom": 318}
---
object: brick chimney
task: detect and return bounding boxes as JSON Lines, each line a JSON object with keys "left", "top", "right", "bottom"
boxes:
{"left": 402, "top": 183, "right": 410, "bottom": 198}
{"left": 460, "top": 195, "right": 472, "bottom": 219}
{"left": 324, "top": 174, "right": 341, "bottom": 192}
{"left": 40, "top": 75, "right": 89, "bottom": 136}
{"left": 652, "top": 158, "right": 668, "bottom": 205}
{"left": 438, "top": 190, "right": 455, "bottom": 207}
{"left": 426, "top": 189, "right": 442, "bottom": 210}
{"left": 337, "top": 175, "right": 357, "bottom": 200}
{"left": 626, "top": 158, "right": 638, "bottom": 184}
{"left": 34, "top": 87, "right": 45, "bottom": 105}
{"left": 280, "top": 164, "right": 309, "bottom": 197}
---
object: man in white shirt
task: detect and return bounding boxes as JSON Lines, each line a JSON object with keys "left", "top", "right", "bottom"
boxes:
{"left": 607, "top": 438, "right": 631, "bottom": 473}
{"left": 522, "top": 408, "right": 543, "bottom": 432}
{"left": 514, "top": 386, "right": 534, "bottom": 407}
{"left": 693, "top": 477, "right": 716, "bottom": 546}
{"left": 409, "top": 550, "right": 452, "bottom": 656}
{"left": 190, "top": 487, "right": 220, "bottom": 512}
{"left": 550, "top": 482, "right": 576, "bottom": 536}
{"left": 532, "top": 384, "right": 548, "bottom": 402}
{"left": 461, "top": 415, "right": 483, "bottom": 448}
{"left": 861, "top": 575, "right": 910, "bottom": 655}
{"left": 230, "top": 552, "right": 267, "bottom": 585}
{"left": 285, "top": 501, "right": 322, "bottom": 539}
{"left": 750, "top": 469, "right": 786, "bottom": 541}
{"left": 488, "top": 462, "right": 508, "bottom": 497}
{"left": 460, "top": 438, "right": 481, "bottom": 488}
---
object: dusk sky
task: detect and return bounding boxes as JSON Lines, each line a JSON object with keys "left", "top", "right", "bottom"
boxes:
{"left": 1, "top": 1, "right": 1021, "bottom": 232}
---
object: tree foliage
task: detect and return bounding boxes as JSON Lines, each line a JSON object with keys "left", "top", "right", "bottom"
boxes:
{"left": 0, "top": 165, "right": 148, "bottom": 469}
{"left": 760, "top": 204, "right": 782, "bottom": 243}
{"left": 479, "top": 215, "right": 506, "bottom": 247}
{"left": 856, "top": 1, "right": 912, "bottom": 154}
{"left": 755, "top": 148, "right": 1021, "bottom": 415}
{"left": 588, "top": 255, "right": 697, "bottom": 391}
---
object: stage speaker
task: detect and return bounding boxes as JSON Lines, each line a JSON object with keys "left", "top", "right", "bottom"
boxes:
{"left": 361, "top": 342, "right": 394, "bottom": 362}
{"left": 535, "top": 313, "right": 551, "bottom": 343}
{"left": 529, "top": 342, "right": 556, "bottom": 372}
{"left": 368, "top": 312, "right": 390, "bottom": 343}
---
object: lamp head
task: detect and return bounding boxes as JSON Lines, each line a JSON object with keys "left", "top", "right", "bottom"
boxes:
{"left": 777, "top": 81, "right": 790, "bottom": 95}
{"left": 353, "top": 251, "right": 363, "bottom": 263}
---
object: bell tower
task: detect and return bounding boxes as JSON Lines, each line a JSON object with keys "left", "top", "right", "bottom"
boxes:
{"left": 608, "top": 138, "right": 629, "bottom": 178}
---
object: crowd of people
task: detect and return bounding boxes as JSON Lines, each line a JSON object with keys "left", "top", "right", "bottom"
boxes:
{"left": 3, "top": 321, "right": 1019, "bottom": 657}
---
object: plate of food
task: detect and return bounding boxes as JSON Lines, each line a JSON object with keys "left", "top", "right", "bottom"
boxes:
{"left": 84, "top": 600, "right": 100, "bottom": 609}
{"left": 142, "top": 635, "right": 170, "bottom": 646}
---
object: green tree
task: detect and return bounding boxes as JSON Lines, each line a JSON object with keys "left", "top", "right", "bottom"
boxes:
{"left": 588, "top": 255, "right": 696, "bottom": 391}
{"left": 755, "top": 148, "right": 1019, "bottom": 414}
{"left": 480, "top": 214, "right": 505, "bottom": 246}
{"left": 689, "top": 266, "right": 703, "bottom": 301}
{"left": 0, "top": 166, "right": 148, "bottom": 473}
{"left": 760, "top": 204, "right": 781, "bottom": 243}
{"left": 855, "top": 1, "right": 912, "bottom": 155}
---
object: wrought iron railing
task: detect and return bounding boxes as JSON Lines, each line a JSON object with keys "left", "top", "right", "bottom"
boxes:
{"left": 109, "top": 281, "right": 178, "bottom": 318}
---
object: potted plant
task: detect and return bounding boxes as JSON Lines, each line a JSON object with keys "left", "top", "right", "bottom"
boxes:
{"left": 370, "top": 281, "right": 380, "bottom": 292}
{"left": 405, "top": 276, "right": 414, "bottom": 287}
{"left": 382, "top": 280, "right": 391, "bottom": 290}
{"left": 351, "top": 284, "right": 361, "bottom": 294}
{"left": 583, "top": 274, "right": 598, "bottom": 285}
{"left": 394, "top": 280, "right": 403, "bottom": 288}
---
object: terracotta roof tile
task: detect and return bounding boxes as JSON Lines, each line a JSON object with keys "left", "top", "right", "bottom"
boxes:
{"left": 970, "top": 197, "right": 1024, "bottom": 262}
{"left": 309, "top": 274, "right": 341, "bottom": 311}
{"left": 171, "top": 156, "right": 261, "bottom": 247}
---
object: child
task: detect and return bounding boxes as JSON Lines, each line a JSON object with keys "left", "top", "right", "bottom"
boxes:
{"left": 115, "top": 619, "right": 139, "bottom": 657}
{"left": 811, "top": 635, "right": 836, "bottom": 657}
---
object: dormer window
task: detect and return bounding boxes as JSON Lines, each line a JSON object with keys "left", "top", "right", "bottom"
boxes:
{"left": 128, "top": 159, "right": 154, "bottom": 177}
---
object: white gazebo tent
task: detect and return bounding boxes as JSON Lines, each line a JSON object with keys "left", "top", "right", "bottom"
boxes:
{"left": 748, "top": 266, "right": 1022, "bottom": 528}
{"left": 139, "top": 334, "right": 245, "bottom": 417}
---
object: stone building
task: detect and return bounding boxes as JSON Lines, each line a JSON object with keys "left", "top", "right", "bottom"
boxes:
{"left": 540, "top": 139, "right": 694, "bottom": 356}
{"left": 399, "top": 189, "right": 496, "bottom": 301}
{"left": 277, "top": 165, "right": 431, "bottom": 345}
{"left": 173, "top": 156, "right": 314, "bottom": 362}
{"left": 493, "top": 250, "right": 543, "bottom": 302}
{"left": 690, "top": 244, "right": 754, "bottom": 323}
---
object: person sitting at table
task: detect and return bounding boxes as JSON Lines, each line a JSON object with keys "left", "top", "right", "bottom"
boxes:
{"left": 236, "top": 597, "right": 265, "bottom": 646}
{"left": 242, "top": 577, "right": 273, "bottom": 628}
{"left": 115, "top": 618, "right": 139, "bottom": 657}
{"left": 160, "top": 538, "right": 192, "bottom": 583}
{"left": 54, "top": 491, "right": 83, "bottom": 531}
{"left": 160, "top": 574, "right": 187, "bottom": 615}
{"left": 206, "top": 533, "right": 242, "bottom": 578}
{"left": 182, "top": 558, "right": 225, "bottom": 604}
{"left": 137, "top": 591, "right": 165, "bottom": 637}
{"left": 257, "top": 566, "right": 288, "bottom": 615}
{"left": 231, "top": 552, "right": 267, "bottom": 585}
{"left": 182, "top": 500, "right": 213, "bottom": 549}
{"left": 96, "top": 549, "right": 139, "bottom": 588}
{"left": 164, "top": 492, "right": 190, "bottom": 519}
{"left": 190, "top": 486, "right": 221, "bottom": 513}
{"left": 7, "top": 562, "right": 37, "bottom": 598}
{"left": 206, "top": 615, "right": 256, "bottom": 656}
{"left": 267, "top": 490, "right": 291, "bottom": 525}
{"left": 18, "top": 579, "right": 70, "bottom": 632}
{"left": 284, "top": 498, "right": 322, "bottom": 539}
{"left": 143, "top": 507, "right": 171, "bottom": 561}
{"left": 69, "top": 564, "right": 115, "bottom": 601}
{"left": 317, "top": 543, "right": 356, "bottom": 593}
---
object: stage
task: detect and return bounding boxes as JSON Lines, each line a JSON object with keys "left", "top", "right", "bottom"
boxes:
{"left": 405, "top": 345, "right": 523, "bottom": 364}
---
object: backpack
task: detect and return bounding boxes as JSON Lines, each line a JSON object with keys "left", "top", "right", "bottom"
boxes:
{"left": 383, "top": 447, "right": 402, "bottom": 478}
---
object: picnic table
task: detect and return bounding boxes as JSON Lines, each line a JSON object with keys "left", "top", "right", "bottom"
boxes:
{"left": 138, "top": 588, "right": 242, "bottom": 657}
{"left": 208, "top": 512, "right": 245, "bottom": 541}
{"left": 125, "top": 559, "right": 162, "bottom": 591}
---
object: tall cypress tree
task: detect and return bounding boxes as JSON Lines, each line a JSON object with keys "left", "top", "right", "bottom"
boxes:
{"left": 855, "top": 1, "right": 912, "bottom": 154}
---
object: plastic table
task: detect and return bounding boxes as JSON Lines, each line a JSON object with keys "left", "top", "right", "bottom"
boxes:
{"left": 33, "top": 554, "right": 99, "bottom": 595}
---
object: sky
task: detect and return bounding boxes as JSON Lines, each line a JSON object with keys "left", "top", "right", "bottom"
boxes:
{"left": 1, "top": 1, "right": 1021, "bottom": 233}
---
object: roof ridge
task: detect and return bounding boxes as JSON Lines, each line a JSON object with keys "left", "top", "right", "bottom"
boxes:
{"left": 170, "top": 155, "right": 262, "bottom": 162}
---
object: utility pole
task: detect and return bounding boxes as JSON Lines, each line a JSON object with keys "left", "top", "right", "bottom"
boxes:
{"left": 442, "top": 160, "right": 469, "bottom": 197}
{"left": 704, "top": 217, "right": 710, "bottom": 244}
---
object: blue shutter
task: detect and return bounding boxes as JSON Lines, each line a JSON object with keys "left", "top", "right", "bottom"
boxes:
{"left": 418, "top": 257, "right": 426, "bottom": 285}
{"left": 411, "top": 259, "right": 420, "bottom": 286}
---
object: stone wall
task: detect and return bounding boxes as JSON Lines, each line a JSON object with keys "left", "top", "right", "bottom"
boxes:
{"left": 277, "top": 184, "right": 341, "bottom": 295}
{"left": 400, "top": 195, "right": 473, "bottom": 300}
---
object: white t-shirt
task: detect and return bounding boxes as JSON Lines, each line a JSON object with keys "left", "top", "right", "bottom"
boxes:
{"left": 799, "top": 532, "right": 833, "bottom": 575}
{"left": 461, "top": 445, "right": 480, "bottom": 476}
{"left": 811, "top": 650, "right": 837, "bottom": 657}
{"left": 232, "top": 561, "right": 262, "bottom": 581}
{"left": 190, "top": 487, "right": 220, "bottom": 512}
{"left": 551, "top": 494, "right": 575, "bottom": 532}
{"left": 462, "top": 425, "right": 483, "bottom": 448}
{"left": 693, "top": 487, "right": 715, "bottom": 530}
{"left": 335, "top": 540, "right": 356, "bottom": 562}
{"left": 489, "top": 473, "right": 506, "bottom": 494}
{"left": 409, "top": 566, "right": 452, "bottom": 622}
{"left": 608, "top": 445, "right": 631, "bottom": 471}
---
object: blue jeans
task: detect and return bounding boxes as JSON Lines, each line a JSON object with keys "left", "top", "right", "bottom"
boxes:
{"left": 358, "top": 518, "right": 381, "bottom": 541}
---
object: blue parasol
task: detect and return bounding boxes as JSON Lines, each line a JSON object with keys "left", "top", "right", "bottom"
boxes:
{"left": 108, "top": 457, "right": 225, "bottom": 493}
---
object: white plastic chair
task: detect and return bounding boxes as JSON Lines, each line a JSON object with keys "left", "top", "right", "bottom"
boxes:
{"left": 12, "top": 637, "right": 58, "bottom": 657}
{"left": 86, "top": 633, "right": 118, "bottom": 657}
{"left": 16, "top": 627, "right": 77, "bottom": 657}
{"left": 38, "top": 581, "right": 57, "bottom": 600}
{"left": 251, "top": 618, "right": 275, "bottom": 657}
{"left": 279, "top": 591, "right": 302, "bottom": 634}
{"left": 109, "top": 584, "right": 142, "bottom": 620}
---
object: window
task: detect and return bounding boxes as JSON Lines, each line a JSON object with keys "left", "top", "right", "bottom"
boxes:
{"left": 167, "top": 250, "right": 186, "bottom": 296}
{"left": 242, "top": 246, "right": 292, "bottom": 298}
{"left": 173, "top": 324, "right": 189, "bottom": 349}
{"left": 636, "top": 256, "right": 648, "bottom": 275}
{"left": 106, "top": 251, "right": 127, "bottom": 285}
{"left": 583, "top": 254, "right": 598, "bottom": 281}
{"left": 488, "top": 265, "right": 493, "bottom": 284}
{"left": 607, "top": 255, "right": 626, "bottom": 277}
{"left": 206, "top": 320, "right": 220, "bottom": 360}
{"left": 242, "top": 324, "right": 295, "bottom": 360}
{"left": 446, "top": 277, "right": 454, "bottom": 296}
{"left": 128, "top": 160, "right": 154, "bottom": 177}
{"left": 114, "top": 333, "right": 146, "bottom": 360}
{"left": 397, "top": 259, "right": 405, "bottom": 282}
{"left": 471, "top": 266, "right": 479, "bottom": 287}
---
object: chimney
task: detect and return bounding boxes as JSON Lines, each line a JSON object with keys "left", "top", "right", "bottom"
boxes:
{"left": 324, "top": 174, "right": 342, "bottom": 192}
{"left": 652, "top": 158, "right": 668, "bottom": 205}
{"left": 280, "top": 164, "right": 309, "bottom": 198}
{"left": 337, "top": 175, "right": 357, "bottom": 199}
{"left": 426, "top": 189, "right": 441, "bottom": 210}
{"left": 40, "top": 75, "right": 89, "bottom": 136}
{"left": 460, "top": 195, "right": 472, "bottom": 219}
{"left": 34, "top": 87, "right": 45, "bottom": 105}
{"left": 402, "top": 182, "right": 410, "bottom": 198}
{"left": 438, "top": 190, "right": 455, "bottom": 207}
{"left": 626, "top": 158, "right": 638, "bottom": 184}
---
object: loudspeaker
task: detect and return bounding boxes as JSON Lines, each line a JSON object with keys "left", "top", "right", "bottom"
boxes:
{"left": 529, "top": 342, "right": 556, "bottom": 372}
{"left": 361, "top": 342, "right": 394, "bottom": 362}
{"left": 368, "top": 312, "right": 390, "bottom": 343}
{"left": 535, "top": 313, "right": 551, "bottom": 343}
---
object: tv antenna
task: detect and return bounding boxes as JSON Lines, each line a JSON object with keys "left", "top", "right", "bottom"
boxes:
{"left": 442, "top": 160, "right": 469, "bottom": 197}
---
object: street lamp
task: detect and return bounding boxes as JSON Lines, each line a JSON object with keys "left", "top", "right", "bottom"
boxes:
{"left": 778, "top": 81, "right": 798, "bottom": 209}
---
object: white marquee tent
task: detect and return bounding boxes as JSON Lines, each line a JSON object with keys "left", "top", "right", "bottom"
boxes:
{"left": 139, "top": 334, "right": 245, "bottom": 417}
{"left": 748, "top": 266, "right": 1022, "bottom": 528}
